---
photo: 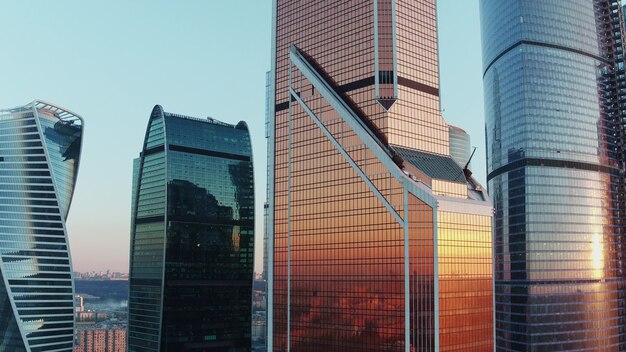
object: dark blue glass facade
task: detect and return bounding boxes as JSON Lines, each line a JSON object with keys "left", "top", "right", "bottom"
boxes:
{"left": 0, "top": 101, "right": 83, "bottom": 352}
{"left": 481, "top": 0, "right": 626, "bottom": 350}
{"left": 128, "top": 106, "right": 254, "bottom": 352}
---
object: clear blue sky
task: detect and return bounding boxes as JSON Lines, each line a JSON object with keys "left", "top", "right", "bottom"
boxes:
{"left": 0, "top": 1, "right": 486, "bottom": 273}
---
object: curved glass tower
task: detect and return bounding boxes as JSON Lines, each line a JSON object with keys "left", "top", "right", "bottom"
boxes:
{"left": 481, "top": 0, "right": 626, "bottom": 350}
{"left": 0, "top": 101, "right": 83, "bottom": 352}
{"left": 448, "top": 125, "right": 472, "bottom": 168}
{"left": 128, "top": 106, "right": 254, "bottom": 352}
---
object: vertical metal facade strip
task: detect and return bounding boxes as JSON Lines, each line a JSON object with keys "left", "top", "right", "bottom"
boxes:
{"left": 267, "top": 0, "right": 277, "bottom": 349}
{"left": 9, "top": 102, "right": 40, "bottom": 351}
{"left": 433, "top": 0, "right": 443, "bottom": 113}
{"left": 59, "top": 107, "right": 83, "bottom": 352}
{"left": 403, "top": 188, "right": 410, "bottom": 352}
{"left": 286, "top": 58, "right": 293, "bottom": 352}
{"left": 128, "top": 109, "right": 159, "bottom": 352}
{"left": 130, "top": 106, "right": 167, "bottom": 351}
{"left": 492, "top": 207, "right": 496, "bottom": 351}
{"left": 32, "top": 102, "right": 75, "bottom": 352}
{"left": 391, "top": 0, "right": 398, "bottom": 98}
{"left": 374, "top": 0, "right": 380, "bottom": 99}
{"left": 158, "top": 109, "right": 168, "bottom": 350}
{"left": 127, "top": 158, "right": 138, "bottom": 352}
{"left": 433, "top": 208, "right": 439, "bottom": 352}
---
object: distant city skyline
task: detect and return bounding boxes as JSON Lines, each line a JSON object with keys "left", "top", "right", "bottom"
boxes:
{"left": 0, "top": 1, "right": 486, "bottom": 274}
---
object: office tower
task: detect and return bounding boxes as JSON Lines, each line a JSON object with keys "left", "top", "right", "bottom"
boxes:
{"left": 75, "top": 295, "right": 84, "bottom": 312}
{"left": 267, "top": 1, "right": 494, "bottom": 351}
{"left": 448, "top": 125, "right": 472, "bottom": 168}
{"left": 264, "top": 70, "right": 272, "bottom": 281}
{"left": 74, "top": 328, "right": 126, "bottom": 352}
{"left": 481, "top": 0, "right": 626, "bottom": 350}
{"left": 128, "top": 106, "right": 254, "bottom": 352}
{"left": 0, "top": 101, "right": 83, "bottom": 352}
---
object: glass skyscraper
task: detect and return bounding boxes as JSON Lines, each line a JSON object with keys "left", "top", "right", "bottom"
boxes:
{"left": 481, "top": 0, "right": 626, "bottom": 350}
{"left": 0, "top": 101, "right": 83, "bottom": 352}
{"left": 127, "top": 106, "right": 254, "bottom": 352}
{"left": 268, "top": 1, "right": 494, "bottom": 351}
{"left": 448, "top": 125, "right": 472, "bottom": 168}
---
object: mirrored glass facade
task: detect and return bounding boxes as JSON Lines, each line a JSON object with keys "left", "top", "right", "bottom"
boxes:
{"left": 0, "top": 101, "right": 83, "bottom": 352}
{"left": 128, "top": 106, "right": 254, "bottom": 352}
{"left": 269, "top": 1, "right": 494, "bottom": 351}
{"left": 481, "top": 0, "right": 626, "bottom": 350}
{"left": 448, "top": 125, "right": 472, "bottom": 168}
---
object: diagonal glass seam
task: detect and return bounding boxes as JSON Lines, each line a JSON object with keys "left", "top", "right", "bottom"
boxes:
{"left": 289, "top": 45, "right": 396, "bottom": 163}
{"left": 289, "top": 45, "right": 437, "bottom": 209}
{"left": 289, "top": 87, "right": 404, "bottom": 225}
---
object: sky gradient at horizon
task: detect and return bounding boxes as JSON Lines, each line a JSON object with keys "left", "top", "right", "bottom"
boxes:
{"left": 0, "top": 1, "right": 486, "bottom": 273}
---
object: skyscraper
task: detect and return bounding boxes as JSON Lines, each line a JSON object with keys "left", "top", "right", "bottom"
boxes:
{"left": 268, "top": 1, "right": 494, "bottom": 351}
{"left": 448, "top": 125, "right": 472, "bottom": 168}
{"left": 0, "top": 101, "right": 83, "bottom": 352}
{"left": 481, "top": 0, "right": 626, "bottom": 350}
{"left": 74, "top": 328, "right": 126, "bottom": 352}
{"left": 127, "top": 106, "right": 254, "bottom": 352}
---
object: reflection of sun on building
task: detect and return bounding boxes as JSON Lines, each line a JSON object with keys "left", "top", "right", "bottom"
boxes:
{"left": 438, "top": 211, "right": 493, "bottom": 350}
{"left": 591, "top": 232, "right": 604, "bottom": 278}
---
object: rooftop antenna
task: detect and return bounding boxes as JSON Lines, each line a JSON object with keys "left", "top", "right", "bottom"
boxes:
{"left": 463, "top": 147, "right": 477, "bottom": 180}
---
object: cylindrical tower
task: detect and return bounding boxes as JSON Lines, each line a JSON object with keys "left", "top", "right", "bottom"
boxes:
{"left": 448, "top": 124, "right": 472, "bottom": 168}
{"left": 480, "top": 0, "right": 626, "bottom": 350}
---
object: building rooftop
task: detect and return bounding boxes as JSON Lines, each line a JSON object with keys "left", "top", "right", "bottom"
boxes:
{"left": 163, "top": 110, "right": 248, "bottom": 130}
{"left": 448, "top": 124, "right": 467, "bottom": 133}
{"left": 0, "top": 100, "right": 83, "bottom": 126}
{"left": 393, "top": 146, "right": 467, "bottom": 183}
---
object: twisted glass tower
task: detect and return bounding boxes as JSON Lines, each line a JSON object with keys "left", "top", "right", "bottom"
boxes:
{"left": 128, "top": 106, "right": 254, "bottom": 352}
{"left": 0, "top": 101, "right": 83, "bottom": 352}
{"left": 481, "top": 0, "right": 626, "bottom": 350}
